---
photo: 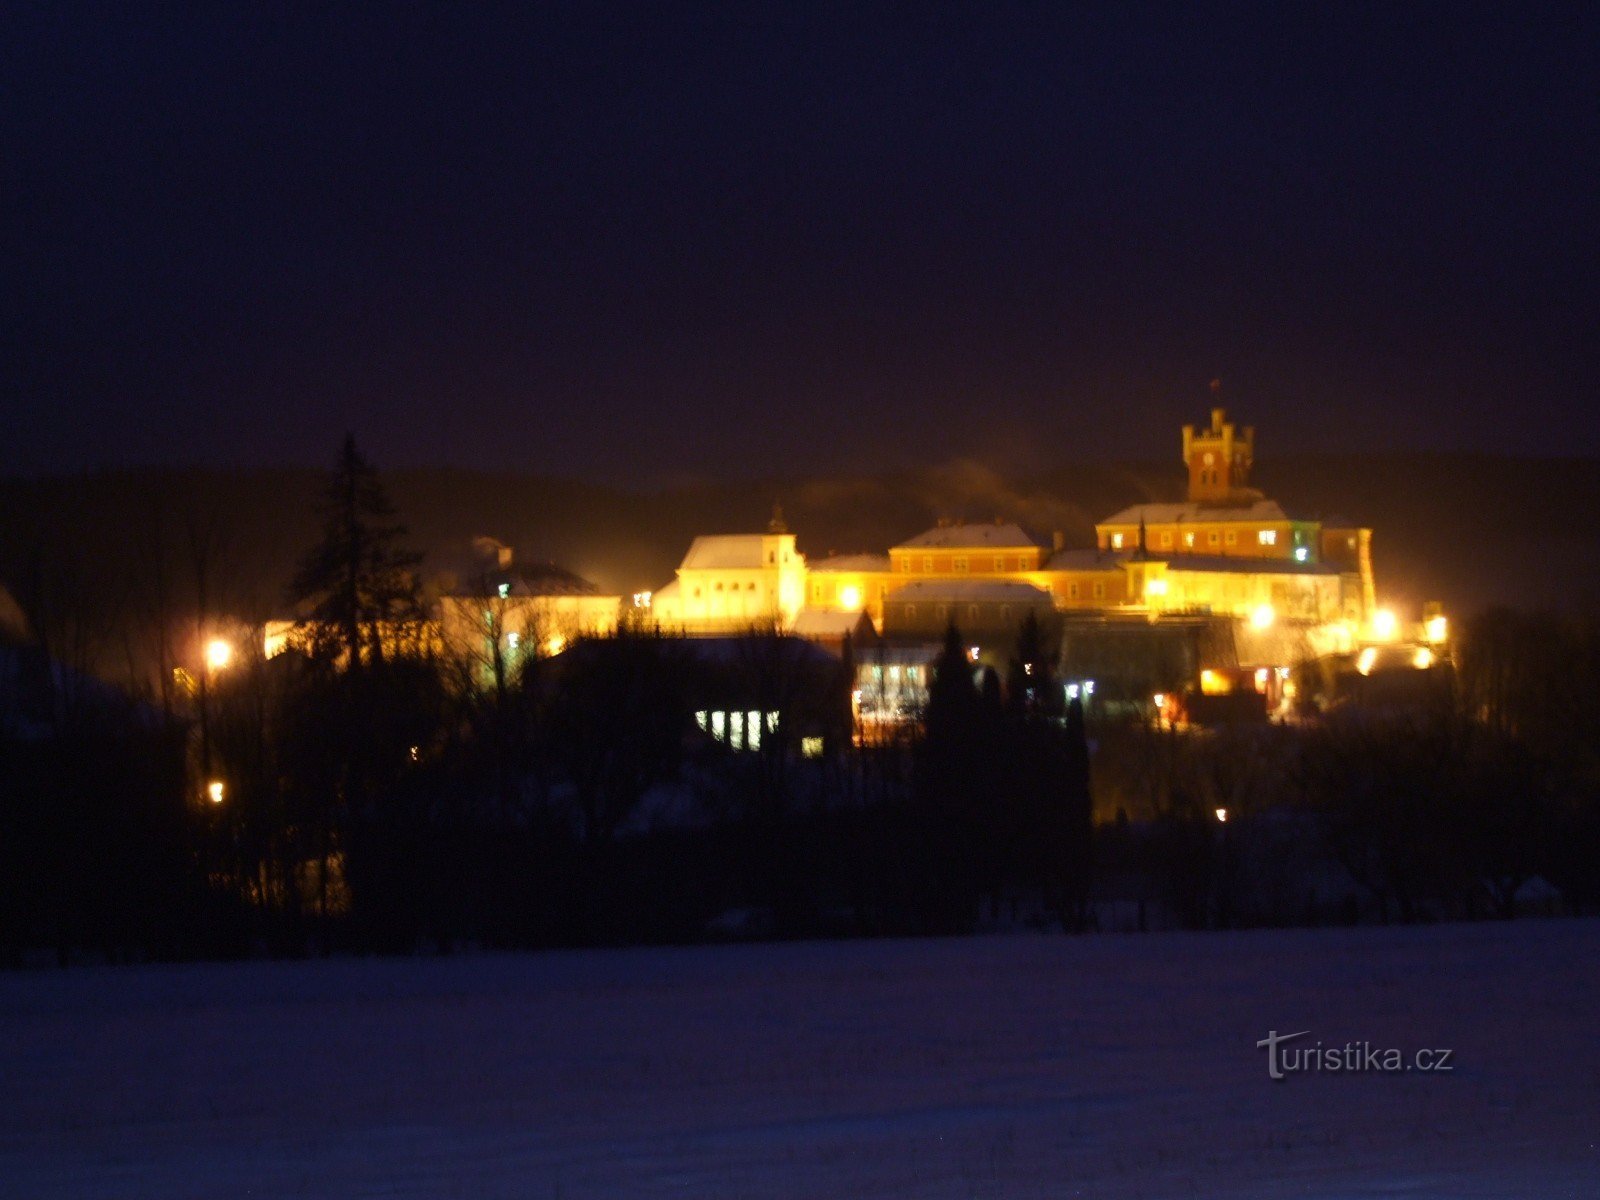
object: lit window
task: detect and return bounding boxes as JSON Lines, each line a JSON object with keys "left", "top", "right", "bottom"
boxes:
{"left": 1258, "top": 529, "right": 1277, "bottom": 546}
{"left": 1208, "top": 532, "right": 1220, "bottom": 546}
{"left": 1184, "top": 532, "right": 1196, "bottom": 548}
{"left": 994, "top": 556, "right": 1005, "bottom": 571}
{"left": 1160, "top": 532, "right": 1173, "bottom": 548}
{"left": 745, "top": 711, "right": 761, "bottom": 751}
{"left": 955, "top": 556, "right": 969, "bottom": 573}
{"left": 1110, "top": 532, "right": 1124, "bottom": 550}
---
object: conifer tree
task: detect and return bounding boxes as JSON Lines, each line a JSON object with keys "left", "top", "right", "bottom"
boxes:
{"left": 288, "top": 435, "right": 423, "bottom": 671}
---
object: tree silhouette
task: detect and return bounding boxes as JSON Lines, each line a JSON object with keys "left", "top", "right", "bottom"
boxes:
{"left": 288, "top": 435, "right": 423, "bottom": 671}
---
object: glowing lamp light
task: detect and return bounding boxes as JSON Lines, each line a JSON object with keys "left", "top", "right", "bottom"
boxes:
{"left": 1425, "top": 614, "right": 1448, "bottom": 644}
{"left": 1372, "top": 608, "right": 1399, "bottom": 641}
{"left": 1152, "top": 692, "right": 1167, "bottom": 708}
{"left": 1215, "top": 807, "right": 1228, "bottom": 823}
{"left": 545, "top": 634, "right": 567, "bottom": 656}
{"left": 968, "top": 646, "right": 980, "bottom": 662}
{"left": 1254, "top": 667, "right": 1270, "bottom": 690}
{"left": 632, "top": 590, "right": 652, "bottom": 608}
{"left": 1200, "top": 668, "right": 1228, "bottom": 695}
{"left": 204, "top": 638, "right": 233, "bottom": 672}
{"left": 206, "top": 780, "right": 226, "bottom": 805}
{"left": 1413, "top": 646, "right": 1435, "bottom": 670}
{"left": 1357, "top": 646, "right": 1379, "bottom": 676}
{"left": 1144, "top": 578, "right": 1168, "bottom": 598}
{"left": 838, "top": 584, "right": 863, "bottom": 610}
{"left": 1249, "top": 604, "right": 1276, "bottom": 630}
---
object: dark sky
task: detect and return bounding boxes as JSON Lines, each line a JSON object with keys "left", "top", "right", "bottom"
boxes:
{"left": 5, "top": 1, "right": 1598, "bottom": 482}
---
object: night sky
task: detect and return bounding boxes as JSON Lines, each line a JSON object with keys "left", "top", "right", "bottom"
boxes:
{"left": 5, "top": 2, "right": 1598, "bottom": 482}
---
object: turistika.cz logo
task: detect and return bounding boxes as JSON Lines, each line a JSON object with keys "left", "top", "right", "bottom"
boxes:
{"left": 1256, "top": 1030, "right": 1455, "bottom": 1080}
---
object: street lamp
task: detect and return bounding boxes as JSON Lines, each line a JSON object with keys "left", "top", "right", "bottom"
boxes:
{"left": 204, "top": 637, "right": 233, "bottom": 672}
{"left": 1371, "top": 608, "right": 1399, "bottom": 640}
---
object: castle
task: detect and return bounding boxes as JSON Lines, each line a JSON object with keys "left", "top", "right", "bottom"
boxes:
{"left": 261, "top": 401, "right": 1422, "bottom": 722}
{"left": 650, "top": 406, "right": 1379, "bottom": 669}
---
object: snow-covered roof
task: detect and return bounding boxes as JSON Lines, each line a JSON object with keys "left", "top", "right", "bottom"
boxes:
{"left": 894, "top": 523, "right": 1039, "bottom": 550}
{"left": 1097, "top": 499, "right": 1301, "bottom": 526}
{"left": 857, "top": 642, "right": 945, "bottom": 665}
{"left": 809, "top": 553, "right": 891, "bottom": 573}
{"left": 886, "top": 579, "right": 1054, "bottom": 605}
{"left": 651, "top": 579, "right": 682, "bottom": 600}
{"left": 680, "top": 535, "right": 787, "bottom": 570}
{"left": 673, "top": 635, "right": 841, "bottom": 668}
{"left": 432, "top": 542, "right": 608, "bottom": 598}
{"left": 442, "top": 561, "right": 606, "bottom": 598}
{"left": 792, "top": 609, "right": 873, "bottom": 637}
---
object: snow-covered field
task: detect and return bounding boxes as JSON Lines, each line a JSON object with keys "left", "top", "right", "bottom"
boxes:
{"left": 1, "top": 921, "right": 1596, "bottom": 1199}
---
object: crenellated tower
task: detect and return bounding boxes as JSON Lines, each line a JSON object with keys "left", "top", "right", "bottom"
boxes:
{"left": 1182, "top": 384, "right": 1256, "bottom": 503}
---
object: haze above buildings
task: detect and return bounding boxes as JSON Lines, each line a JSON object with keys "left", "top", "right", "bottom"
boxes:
{"left": 6, "top": 3, "right": 1599, "bottom": 479}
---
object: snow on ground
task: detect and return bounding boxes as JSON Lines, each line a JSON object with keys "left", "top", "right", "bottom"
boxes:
{"left": 1, "top": 921, "right": 1596, "bottom": 1198}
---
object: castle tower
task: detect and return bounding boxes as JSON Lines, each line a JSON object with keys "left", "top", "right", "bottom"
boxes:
{"left": 1182, "top": 384, "right": 1255, "bottom": 503}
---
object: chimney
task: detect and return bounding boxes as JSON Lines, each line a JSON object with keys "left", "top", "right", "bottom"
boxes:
{"left": 1052, "top": 530, "right": 1065, "bottom": 552}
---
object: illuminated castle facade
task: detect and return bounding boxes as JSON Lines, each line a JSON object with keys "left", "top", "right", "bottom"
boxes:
{"left": 650, "top": 406, "right": 1380, "bottom": 665}
{"left": 648, "top": 512, "right": 807, "bottom": 633}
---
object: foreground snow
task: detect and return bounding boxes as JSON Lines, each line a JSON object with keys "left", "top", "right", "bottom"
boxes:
{"left": 1, "top": 922, "right": 1596, "bottom": 1198}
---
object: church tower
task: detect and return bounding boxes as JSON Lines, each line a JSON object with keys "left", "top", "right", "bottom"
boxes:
{"left": 1182, "top": 383, "right": 1256, "bottom": 503}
